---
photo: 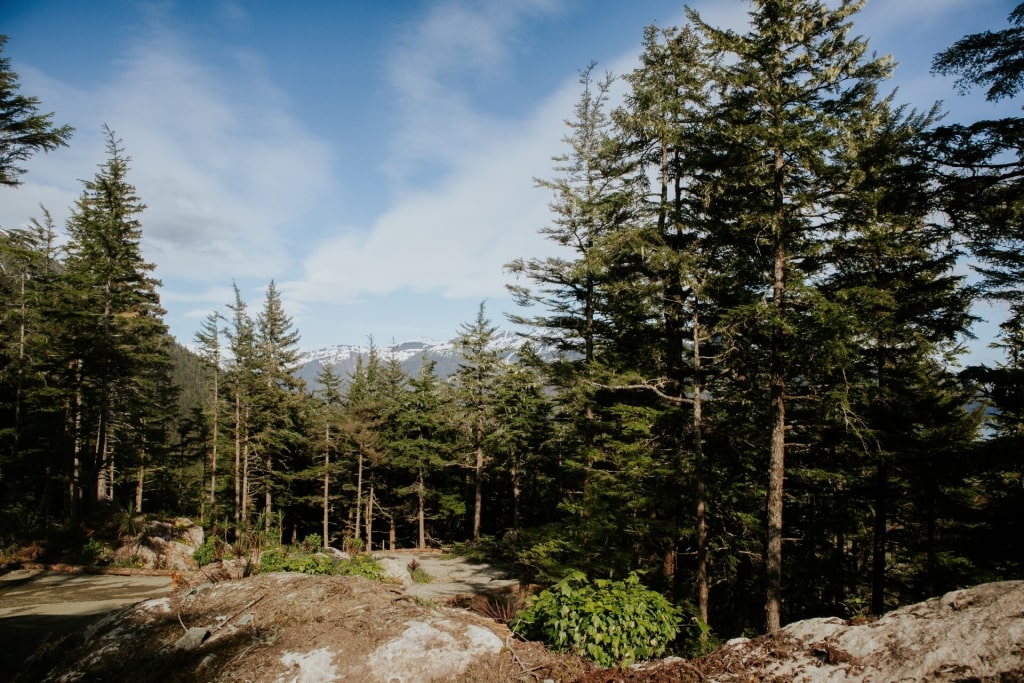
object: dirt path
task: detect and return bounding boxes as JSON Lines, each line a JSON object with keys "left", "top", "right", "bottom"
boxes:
{"left": 0, "top": 553, "right": 516, "bottom": 679}
{"left": 0, "top": 568, "right": 173, "bottom": 678}
{"left": 386, "top": 551, "right": 519, "bottom": 599}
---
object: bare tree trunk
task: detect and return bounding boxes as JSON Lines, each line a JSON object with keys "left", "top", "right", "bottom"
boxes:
{"left": 511, "top": 461, "right": 521, "bottom": 531}
{"left": 264, "top": 450, "right": 272, "bottom": 532}
{"left": 365, "top": 482, "right": 374, "bottom": 551}
{"left": 354, "top": 451, "right": 363, "bottom": 543}
{"left": 417, "top": 468, "right": 426, "bottom": 550}
{"left": 210, "top": 371, "right": 218, "bottom": 516}
{"left": 766, "top": 189, "right": 787, "bottom": 634}
{"left": 323, "top": 424, "right": 330, "bottom": 548}
{"left": 693, "top": 315, "right": 710, "bottom": 630}
{"left": 135, "top": 465, "right": 144, "bottom": 513}
{"left": 233, "top": 392, "right": 241, "bottom": 528}
{"left": 242, "top": 405, "right": 251, "bottom": 531}
{"left": 70, "top": 373, "right": 83, "bottom": 522}
{"left": 871, "top": 458, "right": 888, "bottom": 615}
{"left": 473, "top": 422, "right": 483, "bottom": 541}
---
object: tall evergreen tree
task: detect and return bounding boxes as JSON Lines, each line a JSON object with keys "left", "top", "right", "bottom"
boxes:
{"left": 194, "top": 311, "right": 225, "bottom": 521}
{"left": 0, "top": 35, "right": 73, "bottom": 188}
{"left": 452, "top": 303, "right": 503, "bottom": 541}
{"left": 690, "top": 0, "right": 896, "bottom": 631}
{"left": 252, "top": 280, "right": 304, "bottom": 531}
{"left": 61, "top": 126, "right": 168, "bottom": 513}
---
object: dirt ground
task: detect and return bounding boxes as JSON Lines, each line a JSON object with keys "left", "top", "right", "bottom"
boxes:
{"left": 0, "top": 567, "right": 173, "bottom": 677}
{"left": 0, "top": 553, "right": 565, "bottom": 682}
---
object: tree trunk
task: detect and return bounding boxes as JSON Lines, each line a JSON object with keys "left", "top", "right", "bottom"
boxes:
{"left": 210, "top": 371, "right": 218, "bottom": 516}
{"left": 355, "top": 450, "right": 364, "bottom": 543}
{"left": 233, "top": 392, "right": 241, "bottom": 528}
{"left": 365, "top": 482, "right": 374, "bottom": 551}
{"left": 135, "top": 464, "right": 144, "bottom": 513}
{"left": 693, "top": 315, "right": 710, "bottom": 630}
{"left": 323, "top": 424, "right": 330, "bottom": 548}
{"left": 473, "top": 422, "right": 483, "bottom": 541}
{"left": 871, "top": 457, "right": 888, "bottom": 614}
{"left": 241, "top": 405, "right": 251, "bottom": 531}
{"left": 417, "top": 468, "right": 426, "bottom": 550}
{"left": 511, "top": 461, "right": 521, "bottom": 531}
{"left": 766, "top": 159, "right": 787, "bottom": 633}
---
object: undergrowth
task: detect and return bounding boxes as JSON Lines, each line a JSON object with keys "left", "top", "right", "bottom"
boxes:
{"left": 511, "top": 571, "right": 684, "bottom": 668}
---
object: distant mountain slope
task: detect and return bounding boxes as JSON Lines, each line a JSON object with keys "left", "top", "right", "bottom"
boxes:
{"left": 294, "top": 331, "right": 540, "bottom": 390}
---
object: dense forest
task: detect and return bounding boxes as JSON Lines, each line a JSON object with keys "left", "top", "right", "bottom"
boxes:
{"left": 1, "top": 1, "right": 1022, "bottom": 641}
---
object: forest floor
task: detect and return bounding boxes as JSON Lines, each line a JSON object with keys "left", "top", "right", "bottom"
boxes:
{"left": 0, "top": 551, "right": 543, "bottom": 681}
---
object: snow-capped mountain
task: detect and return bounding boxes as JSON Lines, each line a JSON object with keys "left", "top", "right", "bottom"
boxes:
{"left": 294, "top": 331, "right": 540, "bottom": 390}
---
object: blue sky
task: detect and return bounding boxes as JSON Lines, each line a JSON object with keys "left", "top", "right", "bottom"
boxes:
{"left": 0, "top": 0, "right": 1019, "bottom": 361}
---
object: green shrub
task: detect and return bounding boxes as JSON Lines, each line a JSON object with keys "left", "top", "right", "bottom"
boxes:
{"left": 81, "top": 538, "right": 108, "bottom": 565}
{"left": 258, "top": 547, "right": 383, "bottom": 579}
{"left": 193, "top": 537, "right": 223, "bottom": 567}
{"left": 335, "top": 553, "right": 384, "bottom": 580}
{"left": 511, "top": 571, "right": 682, "bottom": 667}
{"left": 300, "top": 533, "right": 323, "bottom": 553}
{"left": 406, "top": 558, "right": 432, "bottom": 584}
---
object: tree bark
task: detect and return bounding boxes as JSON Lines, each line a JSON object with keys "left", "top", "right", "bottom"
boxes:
{"left": 322, "top": 423, "right": 330, "bottom": 548}
{"left": 418, "top": 468, "right": 426, "bottom": 550}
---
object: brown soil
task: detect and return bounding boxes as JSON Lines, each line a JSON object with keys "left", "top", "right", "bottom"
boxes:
{"left": 12, "top": 571, "right": 594, "bottom": 682}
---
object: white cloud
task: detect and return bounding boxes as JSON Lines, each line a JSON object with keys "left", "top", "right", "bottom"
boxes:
{"left": 1, "top": 17, "right": 336, "bottom": 314}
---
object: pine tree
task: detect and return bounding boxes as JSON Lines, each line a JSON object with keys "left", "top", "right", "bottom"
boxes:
{"left": 314, "top": 363, "right": 343, "bottom": 547}
{"left": 691, "top": 0, "right": 896, "bottom": 631}
{"left": 452, "top": 303, "right": 503, "bottom": 541}
{"left": 61, "top": 126, "right": 168, "bottom": 513}
{"left": 0, "top": 206, "right": 63, "bottom": 515}
{"left": 252, "top": 280, "right": 304, "bottom": 531}
{"left": 194, "top": 311, "right": 225, "bottom": 521}
{"left": 0, "top": 35, "right": 73, "bottom": 187}
{"left": 224, "top": 283, "right": 257, "bottom": 529}
{"left": 390, "top": 358, "right": 452, "bottom": 549}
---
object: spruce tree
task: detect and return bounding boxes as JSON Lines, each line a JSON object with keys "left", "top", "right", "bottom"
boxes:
{"left": 194, "top": 311, "right": 225, "bottom": 520}
{"left": 691, "top": 0, "right": 896, "bottom": 631}
{"left": 0, "top": 35, "right": 73, "bottom": 187}
{"left": 452, "top": 303, "right": 503, "bottom": 541}
{"left": 61, "top": 126, "right": 168, "bottom": 512}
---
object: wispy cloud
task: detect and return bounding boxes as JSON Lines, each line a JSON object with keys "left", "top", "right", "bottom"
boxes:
{"left": 2, "top": 13, "right": 335, "bottom": 305}
{"left": 282, "top": 0, "right": 578, "bottom": 306}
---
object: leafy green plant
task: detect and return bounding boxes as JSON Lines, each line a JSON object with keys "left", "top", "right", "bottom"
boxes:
{"left": 300, "top": 533, "right": 323, "bottom": 553}
{"left": 193, "top": 537, "right": 224, "bottom": 567}
{"left": 342, "top": 536, "right": 364, "bottom": 555}
{"left": 116, "top": 501, "right": 139, "bottom": 538}
{"left": 258, "top": 547, "right": 384, "bottom": 580}
{"left": 81, "top": 538, "right": 108, "bottom": 565}
{"left": 407, "top": 558, "right": 432, "bottom": 584}
{"left": 336, "top": 553, "right": 384, "bottom": 580}
{"left": 511, "top": 571, "right": 683, "bottom": 668}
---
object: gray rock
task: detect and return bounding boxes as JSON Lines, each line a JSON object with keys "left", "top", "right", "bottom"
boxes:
{"left": 174, "top": 627, "right": 210, "bottom": 651}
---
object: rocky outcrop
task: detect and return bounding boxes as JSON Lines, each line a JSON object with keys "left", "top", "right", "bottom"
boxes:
{"left": 15, "top": 571, "right": 583, "bottom": 683}
{"left": 695, "top": 580, "right": 1024, "bottom": 682}
{"left": 111, "top": 517, "right": 204, "bottom": 572}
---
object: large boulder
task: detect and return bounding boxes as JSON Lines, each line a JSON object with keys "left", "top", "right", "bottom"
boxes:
{"left": 695, "top": 580, "right": 1024, "bottom": 682}
{"left": 111, "top": 517, "right": 204, "bottom": 572}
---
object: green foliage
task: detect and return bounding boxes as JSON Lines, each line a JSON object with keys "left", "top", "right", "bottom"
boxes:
{"left": 300, "top": 533, "right": 322, "bottom": 553}
{"left": 337, "top": 553, "right": 385, "bottom": 580}
{"left": 511, "top": 571, "right": 683, "bottom": 667}
{"left": 406, "top": 558, "right": 432, "bottom": 583}
{"left": 193, "top": 537, "right": 225, "bottom": 567}
{"left": 80, "top": 538, "right": 108, "bottom": 565}
{"left": 116, "top": 502, "right": 139, "bottom": 538}
{"left": 258, "top": 545, "right": 384, "bottom": 580}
